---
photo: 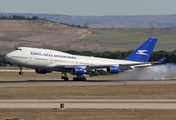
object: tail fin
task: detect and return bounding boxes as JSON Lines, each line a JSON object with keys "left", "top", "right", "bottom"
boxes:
{"left": 124, "top": 38, "right": 157, "bottom": 62}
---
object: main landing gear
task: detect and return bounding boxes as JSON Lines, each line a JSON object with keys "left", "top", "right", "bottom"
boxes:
{"left": 61, "top": 73, "right": 69, "bottom": 81}
{"left": 61, "top": 73, "right": 87, "bottom": 81}
{"left": 19, "top": 66, "right": 23, "bottom": 75}
{"left": 73, "top": 75, "right": 86, "bottom": 81}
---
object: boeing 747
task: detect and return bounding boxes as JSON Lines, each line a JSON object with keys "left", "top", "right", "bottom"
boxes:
{"left": 5, "top": 38, "right": 162, "bottom": 81}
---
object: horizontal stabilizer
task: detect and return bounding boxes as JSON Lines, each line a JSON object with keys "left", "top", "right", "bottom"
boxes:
{"left": 157, "top": 58, "right": 166, "bottom": 63}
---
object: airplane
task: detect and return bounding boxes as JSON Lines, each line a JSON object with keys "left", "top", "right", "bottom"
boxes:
{"left": 5, "top": 38, "right": 162, "bottom": 81}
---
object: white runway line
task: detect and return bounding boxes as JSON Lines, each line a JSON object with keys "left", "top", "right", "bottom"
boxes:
{"left": 0, "top": 99, "right": 176, "bottom": 109}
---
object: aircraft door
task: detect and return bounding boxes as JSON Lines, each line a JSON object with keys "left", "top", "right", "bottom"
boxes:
{"left": 29, "top": 57, "right": 32, "bottom": 61}
{"left": 28, "top": 57, "right": 32, "bottom": 64}
{"left": 50, "top": 58, "right": 53, "bottom": 64}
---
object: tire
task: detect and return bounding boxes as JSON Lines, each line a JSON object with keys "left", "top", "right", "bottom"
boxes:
{"left": 64, "top": 78, "right": 69, "bottom": 81}
{"left": 73, "top": 77, "right": 86, "bottom": 81}
{"left": 81, "top": 77, "right": 86, "bottom": 81}
{"left": 61, "top": 76, "right": 65, "bottom": 79}
{"left": 73, "top": 77, "right": 77, "bottom": 81}
{"left": 19, "top": 71, "right": 23, "bottom": 75}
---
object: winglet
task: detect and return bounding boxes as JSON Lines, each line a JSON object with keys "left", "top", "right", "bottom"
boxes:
{"left": 124, "top": 38, "right": 158, "bottom": 62}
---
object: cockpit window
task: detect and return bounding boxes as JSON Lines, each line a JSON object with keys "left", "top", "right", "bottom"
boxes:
{"left": 15, "top": 48, "right": 22, "bottom": 51}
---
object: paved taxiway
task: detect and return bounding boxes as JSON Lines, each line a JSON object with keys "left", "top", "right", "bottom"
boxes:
{"left": 0, "top": 100, "right": 176, "bottom": 109}
{"left": 0, "top": 79, "right": 176, "bottom": 87}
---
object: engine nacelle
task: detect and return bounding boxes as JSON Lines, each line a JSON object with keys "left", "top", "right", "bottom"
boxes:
{"left": 107, "top": 66, "right": 119, "bottom": 73}
{"left": 35, "top": 69, "right": 52, "bottom": 74}
{"left": 71, "top": 67, "right": 85, "bottom": 75}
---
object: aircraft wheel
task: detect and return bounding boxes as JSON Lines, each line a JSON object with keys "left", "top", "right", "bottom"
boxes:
{"left": 73, "top": 77, "right": 86, "bottom": 81}
{"left": 81, "top": 77, "right": 86, "bottom": 81}
{"left": 73, "top": 77, "right": 78, "bottom": 81}
{"left": 19, "top": 71, "right": 23, "bottom": 75}
{"left": 61, "top": 76, "right": 65, "bottom": 79}
{"left": 64, "top": 78, "right": 69, "bottom": 81}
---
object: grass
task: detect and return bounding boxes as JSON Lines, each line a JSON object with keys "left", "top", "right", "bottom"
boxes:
{"left": 1, "top": 109, "right": 176, "bottom": 120}
{"left": 0, "top": 84, "right": 176, "bottom": 99}
{"left": 0, "top": 71, "right": 176, "bottom": 99}
{"left": 80, "top": 29, "right": 176, "bottom": 51}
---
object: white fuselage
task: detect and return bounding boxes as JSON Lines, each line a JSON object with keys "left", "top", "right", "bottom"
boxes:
{"left": 5, "top": 47, "right": 140, "bottom": 72}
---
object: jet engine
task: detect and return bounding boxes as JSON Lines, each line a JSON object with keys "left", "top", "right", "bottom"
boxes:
{"left": 71, "top": 67, "right": 85, "bottom": 75}
{"left": 107, "top": 66, "right": 119, "bottom": 73}
{"left": 35, "top": 69, "right": 52, "bottom": 74}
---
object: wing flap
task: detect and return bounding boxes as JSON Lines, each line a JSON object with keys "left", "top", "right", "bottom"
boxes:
{"left": 89, "top": 69, "right": 109, "bottom": 76}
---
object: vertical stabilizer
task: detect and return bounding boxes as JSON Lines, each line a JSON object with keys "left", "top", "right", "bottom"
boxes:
{"left": 124, "top": 38, "right": 157, "bottom": 62}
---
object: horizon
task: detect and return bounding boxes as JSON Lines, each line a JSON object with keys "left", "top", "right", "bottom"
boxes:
{"left": 1, "top": 12, "right": 176, "bottom": 17}
{"left": 0, "top": 0, "right": 176, "bottom": 16}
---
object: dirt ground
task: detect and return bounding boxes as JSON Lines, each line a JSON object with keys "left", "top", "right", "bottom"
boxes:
{"left": 0, "top": 70, "right": 176, "bottom": 99}
{"left": 0, "top": 20, "right": 90, "bottom": 54}
{"left": 0, "top": 69, "right": 132, "bottom": 81}
{"left": 0, "top": 69, "right": 77, "bottom": 80}
{"left": 1, "top": 109, "right": 176, "bottom": 120}
{"left": 1, "top": 70, "right": 176, "bottom": 119}
{"left": 0, "top": 84, "right": 176, "bottom": 100}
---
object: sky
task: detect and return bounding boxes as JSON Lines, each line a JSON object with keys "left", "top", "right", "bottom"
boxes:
{"left": 0, "top": 0, "right": 176, "bottom": 16}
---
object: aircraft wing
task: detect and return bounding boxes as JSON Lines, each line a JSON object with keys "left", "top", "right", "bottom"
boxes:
{"left": 88, "top": 62, "right": 152, "bottom": 76}
{"left": 55, "top": 65, "right": 84, "bottom": 68}
{"left": 54, "top": 62, "right": 154, "bottom": 76}
{"left": 87, "top": 62, "right": 150, "bottom": 70}
{"left": 55, "top": 62, "right": 150, "bottom": 70}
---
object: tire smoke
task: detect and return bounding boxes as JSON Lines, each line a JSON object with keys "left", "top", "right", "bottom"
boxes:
{"left": 127, "top": 64, "right": 176, "bottom": 79}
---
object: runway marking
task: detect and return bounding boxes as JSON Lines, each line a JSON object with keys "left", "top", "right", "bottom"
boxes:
{"left": 0, "top": 100, "right": 176, "bottom": 109}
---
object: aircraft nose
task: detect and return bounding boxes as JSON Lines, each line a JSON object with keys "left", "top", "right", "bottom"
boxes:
{"left": 5, "top": 53, "right": 10, "bottom": 61}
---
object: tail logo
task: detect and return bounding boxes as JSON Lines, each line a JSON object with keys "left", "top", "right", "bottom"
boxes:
{"left": 136, "top": 50, "right": 149, "bottom": 56}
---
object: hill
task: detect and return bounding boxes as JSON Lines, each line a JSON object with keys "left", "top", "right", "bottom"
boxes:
{"left": 0, "top": 19, "right": 89, "bottom": 54}
{"left": 77, "top": 28, "right": 176, "bottom": 52}
{"left": 1, "top": 13, "right": 176, "bottom": 28}
{"left": 0, "top": 19, "right": 176, "bottom": 54}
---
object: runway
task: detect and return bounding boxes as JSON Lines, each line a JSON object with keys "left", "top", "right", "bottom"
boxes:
{"left": 0, "top": 99, "right": 176, "bottom": 109}
{"left": 0, "top": 79, "right": 176, "bottom": 87}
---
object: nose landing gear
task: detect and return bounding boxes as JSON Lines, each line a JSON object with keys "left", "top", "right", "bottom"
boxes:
{"left": 19, "top": 66, "right": 23, "bottom": 75}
